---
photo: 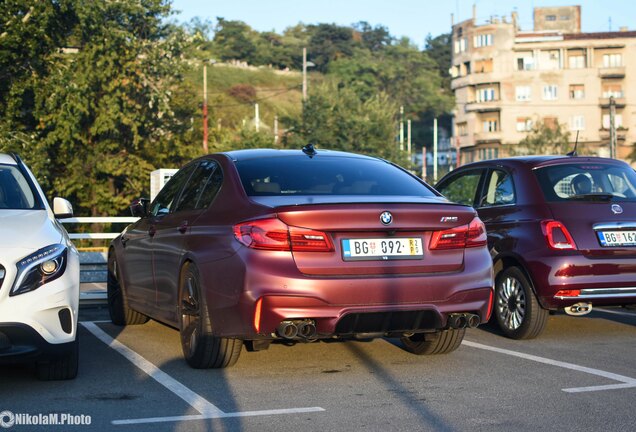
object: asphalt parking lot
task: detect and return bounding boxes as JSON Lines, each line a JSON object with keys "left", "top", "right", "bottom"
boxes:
{"left": 1, "top": 306, "right": 635, "bottom": 432}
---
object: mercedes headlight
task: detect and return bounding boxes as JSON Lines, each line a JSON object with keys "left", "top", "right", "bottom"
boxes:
{"left": 10, "top": 244, "right": 67, "bottom": 296}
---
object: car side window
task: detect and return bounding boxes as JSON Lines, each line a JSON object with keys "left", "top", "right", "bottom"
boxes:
{"left": 174, "top": 160, "right": 219, "bottom": 212}
{"left": 480, "top": 169, "right": 515, "bottom": 207}
{"left": 150, "top": 164, "right": 195, "bottom": 217}
{"left": 195, "top": 165, "right": 223, "bottom": 209}
{"left": 436, "top": 170, "right": 483, "bottom": 206}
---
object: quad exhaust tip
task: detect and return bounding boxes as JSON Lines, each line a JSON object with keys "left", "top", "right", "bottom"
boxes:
{"left": 277, "top": 319, "right": 317, "bottom": 340}
{"left": 448, "top": 313, "right": 481, "bottom": 329}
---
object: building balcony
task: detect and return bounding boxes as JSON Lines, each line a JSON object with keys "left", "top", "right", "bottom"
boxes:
{"left": 474, "top": 131, "right": 502, "bottom": 143}
{"left": 598, "top": 67, "right": 625, "bottom": 78}
{"left": 598, "top": 97, "right": 626, "bottom": 108}
{"left": 465, "top": 100, "right": 501, "bottom": 113}
{"left": 451, "top": 72, "right": 498, "bottom": 90}
{"left": 599, "top": 128, "right": 628, "bottom": 140}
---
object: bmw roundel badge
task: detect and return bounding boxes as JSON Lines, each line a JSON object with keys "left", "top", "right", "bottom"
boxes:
{"left": 380, "top": 211, "right": 393, "bottom": 225}
{"left": 611, "top": 204, "right": 623, "bottom": 215}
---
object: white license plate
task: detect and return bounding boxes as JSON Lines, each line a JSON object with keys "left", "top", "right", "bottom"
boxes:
{"left": 597, "top": 230, "right": 636, "bottom": 247}
{"left": 341, "top": 238, "right": 423, "bottom": 261}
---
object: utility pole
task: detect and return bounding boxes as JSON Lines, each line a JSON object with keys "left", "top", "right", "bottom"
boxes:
{"left": 399, "top": 106, "right": 404, "bottom": 151}
{"left": 407, "top": 119, "right": 412, "bottom": 158}
{"left": 609, "top": 96, "right": 617, "bottom": 159}
{"left": 254, "top": 103, "right": 260, "bottom": 132}
{"left": 433, "top": 118, "right": 438, "bottom": 182}
{"left": 274, "top": 115, "right": 279, "bottom": 145}
{"left": 302, "top": 47, "right": 308, "bottom": 102}
{"left": 202, "top": 65, "right": 208, "bottom": 153}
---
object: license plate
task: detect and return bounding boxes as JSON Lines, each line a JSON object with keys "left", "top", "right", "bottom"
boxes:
{"left": 597, "top": 230, "right": 636, "bottom": 247}
{"left": 341, "top": 238, "right": 423, "bottom": 261}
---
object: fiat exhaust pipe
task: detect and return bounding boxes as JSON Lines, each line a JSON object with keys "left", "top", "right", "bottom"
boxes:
{"left": 564, "top": 302, "right": 592, "bottom": 316}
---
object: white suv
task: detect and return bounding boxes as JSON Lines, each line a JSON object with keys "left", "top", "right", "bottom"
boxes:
{"left": 0, "top": 153, "right": 79, "bottom": 380}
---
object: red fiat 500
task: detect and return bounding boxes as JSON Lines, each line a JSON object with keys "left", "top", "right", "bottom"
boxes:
{"left": 436, "top": 155, "right": 636, "bottom": 339}
{"left": 109, "top": 148, "right": 493, "bottom": 368}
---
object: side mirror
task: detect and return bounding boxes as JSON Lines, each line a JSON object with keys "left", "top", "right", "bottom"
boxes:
{"left": 53, "top": 197, "right": 74, "bottom": 219}
{"left": 130, "top": 198, "right": 150, "bottom": 218}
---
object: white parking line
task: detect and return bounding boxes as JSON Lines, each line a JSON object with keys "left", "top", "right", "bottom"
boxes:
{"left": 463, "top": 340, "right": 636, "bottom": 393}
{"left": 81, "top": 322, "right": 325, "bottom": 425}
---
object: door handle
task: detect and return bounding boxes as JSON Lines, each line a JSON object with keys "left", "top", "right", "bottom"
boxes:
{"left": 148, "top": 226, "right": 156, "bottom": 237}
{"left": 178, "top": 221, "right": 189, "bottom": 234}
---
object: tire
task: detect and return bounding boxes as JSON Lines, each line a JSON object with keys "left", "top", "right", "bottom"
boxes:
{"left": 178, "top": 262, "right": 242, "bottom": 369}
{"left": 494, "top": 266, "right": 548, "bottom": 340}
{"left": 401, "top": 328, "right": 465, "bottom": 355}
{"left": 36, "top": 338, "right": 79, "bottom": 381}
{"left": 107, "top": 251, "right": 149, "bottom": 326}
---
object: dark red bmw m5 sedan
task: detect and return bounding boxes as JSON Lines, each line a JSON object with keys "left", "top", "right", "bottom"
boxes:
{"left": 108, "top": 147, "right": 493, "bottom": 368}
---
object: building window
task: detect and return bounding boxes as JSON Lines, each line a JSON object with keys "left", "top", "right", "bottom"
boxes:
{"left": 474, "top": 34, "right": 493, "bottom": 47}
{"left": 454, "top": 38, "right": 467, "bottom": 54}
{"left": 476, "top": 87, "right": 496, "bottom": 102}
{"left": 456, "top": 122, "right": 468, "bottom": 136}
{"left": 543, "top": 85, "right": 558, "bottom": 100}
{"left": 543, "top": 117, "right": 558, "bottom": 129}
{"left": 516, "top": 86, "right": 532, "bottom": 101}
{"left": 483, "top": 118, "right": 498, "bottom": 132}
{"left": 516, "top": 54, "right": 535, "bottom": 71}
{"left": 546, "top": 15, "right": 557, "bottom": 21}
{"left": 603, "top": 53, "right": 622, "bottom": 67}
{"left": 569, "top": 116, "right": 585, "bottom": 131}
{"left": 516, "top": 117, "right": 533, "bottom": 132}
{"left": 568, "top": 55, "right": 585, "bottom": 69}
{"left": 569, "top": 84, "right": 585, "bottom": 100}
{"left": 602, "top": 83, "right": 624, "bottom": 98}
{"left": 474, "top": 58, "right": 493, "bottom": 73}
{"left": 463, "top": 61, "right": 471, "bottom": 74}
{"left": 603, "top": 114, "right": 623, "bottom": 129}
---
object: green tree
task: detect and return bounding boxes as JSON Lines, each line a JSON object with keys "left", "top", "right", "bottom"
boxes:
{"left": 1, "top": 0, "right": 200, "bottom": 215}
{"left": 287, "top": 82, "right": 402, "bottom": 163}
{"left": 424, "top": 33, "right": 452, "bottom": 91}
{"left": 213, "top": 18, "right": 257, "bottom": 63}
{"left": 511, "top": 121, "right": 573, "bottom": 156}
{"left": 308, "top": 24, "right": 355, "bottom": 72}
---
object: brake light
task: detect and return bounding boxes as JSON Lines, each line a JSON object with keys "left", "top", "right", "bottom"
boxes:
{"left": 233, "top": 217, "right": 333, "bottom": 252}
{"left": 541, "top": 220, "right": 577, "bottom": 250}
{"left": 430, "top": 217, "right": 487, "bottom": 250}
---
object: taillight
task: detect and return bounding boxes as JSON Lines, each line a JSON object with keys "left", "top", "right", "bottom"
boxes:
{"left": 541, "top": 220, "right": 577, "bottom": 250}
{"left": 430, "top": 217, "right": 487, "bottom": 250}
{"left": 253, "top": 298, "right": 263, "bottom": 333}
{"left": 555, "top": 289, "right": 581, "bottom": 297}
{"left": 233, "top": 217, "right": 333, "bottom": 252}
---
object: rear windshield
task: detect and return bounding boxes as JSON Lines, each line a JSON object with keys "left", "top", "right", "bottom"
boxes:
{"left": 534, "top": 162, "right": 636, "bottom": 202}
{"left": 235, "top": 155, "right": 436, "bottom": 197}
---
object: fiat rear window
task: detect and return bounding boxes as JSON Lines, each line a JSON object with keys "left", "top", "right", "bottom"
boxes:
{"left": 534, "top": 163, "right": 636, "bottom": 202}
{"left": 235, "top": 155, "right": 436, "bottom": 197}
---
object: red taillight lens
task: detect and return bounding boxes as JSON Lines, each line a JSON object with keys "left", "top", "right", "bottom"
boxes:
{"left": 541, "top": 220, "right": 577, "bottom": 250}
{"left": 233, "top": 218, "right": 333, "bottom": 252}
{"left": 430, "top": 217, "right": 487, "bottom": 250}
{"left": 555, "top": 289, "right": 581, "bottom": 297}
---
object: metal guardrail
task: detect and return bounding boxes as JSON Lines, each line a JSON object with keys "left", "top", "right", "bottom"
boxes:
{"left": 60, "top": 217, "right": 139, "bottom": 304}
{"left": 60, "top": 216, "right": 139, "bottom": 240}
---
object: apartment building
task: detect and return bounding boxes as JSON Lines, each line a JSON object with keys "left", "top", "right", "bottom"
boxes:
{"left": 451, "top": 5, "right": 636, "bottom": 164}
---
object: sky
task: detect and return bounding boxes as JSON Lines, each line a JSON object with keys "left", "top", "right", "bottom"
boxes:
{"left": 170, "top": 0, "right": 636, "bottom": 48}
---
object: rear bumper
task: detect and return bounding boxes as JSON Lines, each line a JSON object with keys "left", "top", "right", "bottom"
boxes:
{"left": 526, "top": 254, "right": 636, "bottom": 309}
{"left": 202, "top": 247, "right": 494, "bottom": 339}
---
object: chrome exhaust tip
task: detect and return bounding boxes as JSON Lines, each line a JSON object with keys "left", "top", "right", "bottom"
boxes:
{"left": 277, "top": 321, "right": 298, "bottom": 339}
